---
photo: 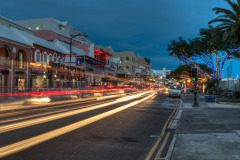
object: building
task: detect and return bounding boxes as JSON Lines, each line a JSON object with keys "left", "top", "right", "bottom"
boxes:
{"left": 153, "top": 68, "right": 171, "bottom": 79}
{"left": 16, "top": 17, "right": 108, "bottom": 87}
{"left": 219, "top": 79, "right": 240, "bottom": 98}
{"left": 0, "top": 16, "right": 154, "bottom": 93}
{"left": 114, "top": 51, "right": 138, "bottom": 78}
{"left": 113, "top": 51, "right": 154, "bottom": 85}
{"left": 0, "top": 16, "right": 73, "bottom": 92}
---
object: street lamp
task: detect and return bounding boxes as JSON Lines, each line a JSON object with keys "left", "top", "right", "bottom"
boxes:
{"left": 69, "top": 32, "right": 88, "bottom": 88}
{"left": 69, "top": 32, "right": 87, "bottom": 68}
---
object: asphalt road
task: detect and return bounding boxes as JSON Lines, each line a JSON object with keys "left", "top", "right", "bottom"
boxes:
{"left": 0, "top": 92, "right": 179, "bottom": 160}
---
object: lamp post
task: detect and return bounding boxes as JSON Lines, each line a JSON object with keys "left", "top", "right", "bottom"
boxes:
{"left": 69, "top": 33, "right": 85, "bottom": 68}
{"left": 69, "top": 32, "right": 87, "bottom": 88}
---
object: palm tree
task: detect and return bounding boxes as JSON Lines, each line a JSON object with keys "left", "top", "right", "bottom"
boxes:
{"left": 167, "top": 37, "right": 192, "bottom": 58}
{"left": 209, "top": 0, "right": 240, "bottom": 42}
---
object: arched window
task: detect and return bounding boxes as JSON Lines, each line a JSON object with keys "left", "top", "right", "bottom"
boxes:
{"left": 43, "top": 52, "right": 48, "bottom": 65}
{"left": 49, "top": 54, "right": 53, "bottom": 63}
{"left": 0, "top": 47, "right": 9, "bottom": 66}
{"left": 16, "top": 51, "right": 24, "bottom": 68}
{"left": 53, "top": 53, "right": 58, "bottom": 62}
{"left": 34, "top": 50, "right": 41, "bottom": 63}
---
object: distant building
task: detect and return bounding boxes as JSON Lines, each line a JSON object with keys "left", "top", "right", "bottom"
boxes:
{"left": 153, "top": 68, "right": 171, "bottom": 79}
{"left": 113, "top": 51, "right": 138, "bottom": 78}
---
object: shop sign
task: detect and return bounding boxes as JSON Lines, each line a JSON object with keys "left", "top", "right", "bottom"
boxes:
{"left": 31, "top": 67, "right": 47, "bottom": 73}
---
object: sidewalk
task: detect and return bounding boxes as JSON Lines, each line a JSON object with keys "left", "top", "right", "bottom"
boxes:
{"left": 168, "top": 101, "right": 240, "bottom": 160}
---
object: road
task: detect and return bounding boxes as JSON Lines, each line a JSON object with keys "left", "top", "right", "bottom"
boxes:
{"left": 0, "top": 91, "right": 179, "bottom": 160}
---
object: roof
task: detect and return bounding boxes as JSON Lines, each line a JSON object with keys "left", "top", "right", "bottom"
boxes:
{"left": 53, "top": 40, "right": 86, "bottom": 55}
{"left": 0, "top": 24, "right": 32, "bottom": 46}
{"left": 114, "top": 51, "right": 136, "bottom": 57}
{"left": 0, "top": 16, "right": 33, "bottom": 34}
{"left": 0, "top": 23, "right": 67, "bottom": 53}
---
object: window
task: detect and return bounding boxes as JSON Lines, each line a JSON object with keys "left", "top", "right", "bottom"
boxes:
{"left": 49, "top": 54, "right": 53, "bottom": 62}
{"left": 132, "top": 57, "right": 134, "bottom": 62}
{"left": 53, "top": 53, "right": 58, "bottom": 62}
{"left": 126, "top": 56, "right": 129, "bottom": 61}
{"left": 126, "top": 66, "right": 129, "bottom": 69}
{"left": 35, "top": 50, "right": 41, "bottom": 63}
{"left": 43, "top": 53, "right": 48, "bottom": 65}
{"left": 59, "top": 25, "right": 65, "bottom": 31}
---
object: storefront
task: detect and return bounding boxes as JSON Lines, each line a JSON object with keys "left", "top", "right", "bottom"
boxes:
{"left": 30, "top": 66, "right": 48, "bottom": 90}
{"left": 15, "top": 71, "right": 25, "bottom": 91}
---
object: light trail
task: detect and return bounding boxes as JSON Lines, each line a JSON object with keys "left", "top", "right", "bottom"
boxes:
{"left": 0, "top": 93, "right": 127, "bottom": 117}
{"left": 0, "top": 94, "right": 126, "bottom": 124}
{"left": 0, "top": 92, "right": 153, "bottom": 134}
{"left": 0, "top": 92, "right": 156, "bottom": 158}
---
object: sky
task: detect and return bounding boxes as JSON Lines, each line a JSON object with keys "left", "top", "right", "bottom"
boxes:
{"left": 1, "top": 0, "right": 238, "bottom": 77}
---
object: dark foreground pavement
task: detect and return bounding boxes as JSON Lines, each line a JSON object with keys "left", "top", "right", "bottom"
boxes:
{"left": 1, "top": 93, "right": 179, "bottom": 160}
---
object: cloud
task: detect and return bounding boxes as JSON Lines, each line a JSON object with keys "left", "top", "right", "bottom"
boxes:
{"left": 0, "top": 0, "right": 228, "bottom": 70}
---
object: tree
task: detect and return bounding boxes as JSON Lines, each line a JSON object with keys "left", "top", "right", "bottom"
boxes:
{"left": 167, "top": 64, "right": 212, "bottom": 80}
{"left": 167, "top": 27, "right": 233, "bottom": 80}
{"left": 209, "top": 0, "right": 240, "bottom": 57}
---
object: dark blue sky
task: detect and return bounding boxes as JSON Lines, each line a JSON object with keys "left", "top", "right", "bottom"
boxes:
{"left": 0, "top": 0, "right": 228, "bottom": 70}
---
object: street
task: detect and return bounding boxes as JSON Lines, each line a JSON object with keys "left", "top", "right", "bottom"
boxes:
{"left": 0, "top": 92, "right": 179, "bottom": 160}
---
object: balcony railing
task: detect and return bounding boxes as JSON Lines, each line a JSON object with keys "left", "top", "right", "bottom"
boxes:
{"left": 0, "top": 57, "right": 10, "bottom": 67}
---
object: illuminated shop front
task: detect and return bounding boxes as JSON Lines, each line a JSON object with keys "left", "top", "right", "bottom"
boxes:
{"left": 30, "top": 65, "right": 49, "bottom": 89}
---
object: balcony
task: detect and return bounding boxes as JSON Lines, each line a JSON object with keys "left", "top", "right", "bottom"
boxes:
{"left": 15, "top": 61, "right": 25, "bottom": 69}
{"left": 0, "top": 57, "right": 10, "bottom": 67}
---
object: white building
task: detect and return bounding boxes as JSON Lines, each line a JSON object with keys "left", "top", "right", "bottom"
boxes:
{"left": 153, "top": 68, "right": 171, "bottom": 79}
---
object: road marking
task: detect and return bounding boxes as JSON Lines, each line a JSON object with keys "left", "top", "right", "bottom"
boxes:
{"left": 154, "top": 132, "right": 171, "bottom": 160}
{"left": 145, "top": 100, "right": 180, "bottom": 160}
{"left": 0, "top": 93, "right": 156, "bottom": 158}
{"left": 145, "top": 108, "right": 176, "bottom": 160}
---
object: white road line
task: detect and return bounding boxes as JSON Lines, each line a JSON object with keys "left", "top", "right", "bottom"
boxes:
{"left": 0, "top": 93, "right": 156, "bottom": 158}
